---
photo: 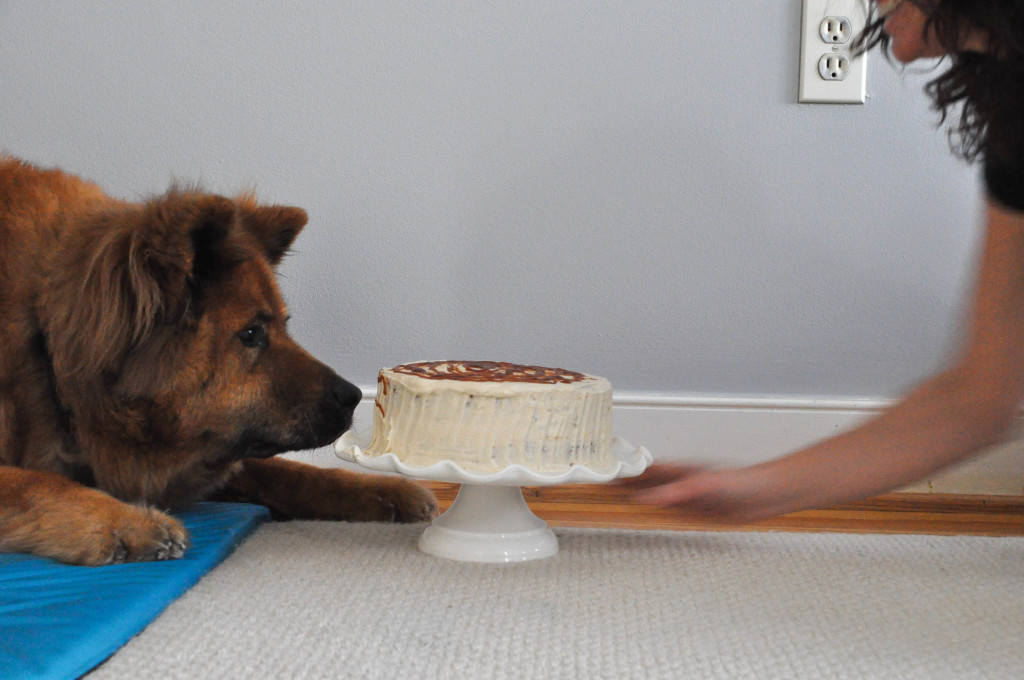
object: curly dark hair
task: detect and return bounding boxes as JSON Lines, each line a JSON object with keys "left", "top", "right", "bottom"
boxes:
{"left": 854, "top": 0, "right": 1024, "bottom": 164}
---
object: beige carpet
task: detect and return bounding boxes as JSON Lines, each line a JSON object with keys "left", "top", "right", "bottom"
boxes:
{"left": 89, "top": 522, "right": 1023, "bottom": 680}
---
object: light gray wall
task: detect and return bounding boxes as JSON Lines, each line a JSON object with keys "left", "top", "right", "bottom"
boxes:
{"left": 0, "top": 1, "right": 982, "bottom": 400}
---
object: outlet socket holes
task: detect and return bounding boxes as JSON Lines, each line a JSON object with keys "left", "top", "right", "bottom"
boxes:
{"left": 819, "top": 16, "right": 852, "bottom": 43}
{"left": 818, "top": 54, "right": 850, "bottom": 80}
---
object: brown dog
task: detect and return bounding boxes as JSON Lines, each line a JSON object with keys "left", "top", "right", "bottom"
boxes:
{"left": 0, "top": 157, "right": 436, "bottom": 566}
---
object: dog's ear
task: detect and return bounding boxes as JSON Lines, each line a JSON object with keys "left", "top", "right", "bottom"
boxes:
{"left": 137, "top": 191, "right": 243, "bottom": 314}
{"left": 41, "top": 192, "right": 240, "bottom": 383}
{"left": 239, "top": 202, "right": 308, "bottom": 266}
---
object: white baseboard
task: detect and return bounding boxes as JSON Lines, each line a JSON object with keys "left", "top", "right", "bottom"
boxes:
{"left": 288, "top": 390, "right": 1024, "bottom": 497}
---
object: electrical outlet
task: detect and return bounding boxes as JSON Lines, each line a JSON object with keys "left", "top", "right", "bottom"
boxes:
{"left": 818, "top": 54, "right": 850, "bottom": 80}
{"left": 819, "top": 16, "right": 853, "bottom": 44}
{"left": 799, "top": 0, "right": 868, "bottom": 104}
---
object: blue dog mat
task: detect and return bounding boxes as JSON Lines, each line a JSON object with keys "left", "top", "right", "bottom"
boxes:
{"left": 0, "top": 502, "right": 269, "bottom": 680}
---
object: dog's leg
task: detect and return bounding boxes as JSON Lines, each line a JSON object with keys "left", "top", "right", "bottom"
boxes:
{"left": 221, "top": 457, "right": 438, "bottom": 522}
{"left": 0, "top": 466, "right": 188, "bottom": 566}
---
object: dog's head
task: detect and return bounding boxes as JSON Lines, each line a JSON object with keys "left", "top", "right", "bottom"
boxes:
{"left": 39, "top": 188, "right": 360, "bottom": 501}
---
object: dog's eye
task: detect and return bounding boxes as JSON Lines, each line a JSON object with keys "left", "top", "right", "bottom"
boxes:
{"left": 238, "top": 325, "right": 268, "bottom": 349}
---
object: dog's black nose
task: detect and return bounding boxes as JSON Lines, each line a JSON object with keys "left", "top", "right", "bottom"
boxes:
{"left": 329, "top": 376, "right": 362, "bottom": 411}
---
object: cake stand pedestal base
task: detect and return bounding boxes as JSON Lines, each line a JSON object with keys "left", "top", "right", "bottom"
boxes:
{"left": 335, "top": 430, "right": 651, "bottom": 564}
{"left": 418, "top": 484, "right": 558, "bottom": 563}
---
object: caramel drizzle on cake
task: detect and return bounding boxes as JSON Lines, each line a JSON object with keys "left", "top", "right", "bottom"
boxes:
{"left": 391, "top": 361, "right": 587, "bottom": 384}
{"left": 375, "top": 374, "right": 387, "bottom": 418}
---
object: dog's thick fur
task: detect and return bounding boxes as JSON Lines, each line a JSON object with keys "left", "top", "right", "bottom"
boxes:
{"left": 0, "top": 157, "right": 436, "bottom": 565}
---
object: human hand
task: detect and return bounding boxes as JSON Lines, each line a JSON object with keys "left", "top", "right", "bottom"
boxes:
{"left": 617, "top": 462, "right": 789, "bottom": 523}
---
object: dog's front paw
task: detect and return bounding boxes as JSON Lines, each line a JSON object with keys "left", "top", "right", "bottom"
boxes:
{"left": 384, "top": 478, "right": 439, "bottom": 523}
{"left": 93, "top": 506, "right": 189, "bottom": 566}
{"left": 225, "top": 459, "right": 439, "bottom": 523}
{"left": 353, "top": 476, "right": 438, "bottom": 523}
{"left": 2, "top": 470, "right": 190, "bottom": 566}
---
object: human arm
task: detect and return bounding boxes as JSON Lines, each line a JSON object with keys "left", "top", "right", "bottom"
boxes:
{"left": 621, "top": 200, "right": 1024, "bottom": 522}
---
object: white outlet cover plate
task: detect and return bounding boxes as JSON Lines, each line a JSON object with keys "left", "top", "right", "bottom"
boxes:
{"left": 799, "top": 0, "right": 868, "bottom": 104}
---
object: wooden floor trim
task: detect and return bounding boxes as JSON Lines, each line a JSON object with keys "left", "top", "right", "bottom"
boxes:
{"left": 420, "top": 482, "right": 1024, "bottom": 537}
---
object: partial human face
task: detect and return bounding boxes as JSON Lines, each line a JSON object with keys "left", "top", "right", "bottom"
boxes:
{"left": 876, "top": 1, "right": 989, "bottom": 62}
{"left": 878, "top": 1, "right": 947, "bottom": 62}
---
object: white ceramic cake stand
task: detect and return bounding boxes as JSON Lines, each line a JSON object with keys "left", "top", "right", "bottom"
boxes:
{"left": 335, "top": 431, "right": 651, "bottom": 564}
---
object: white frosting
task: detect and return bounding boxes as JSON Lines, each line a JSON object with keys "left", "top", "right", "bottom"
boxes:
{"left": 366, "top": 363, "right": 614, "bottom": 473}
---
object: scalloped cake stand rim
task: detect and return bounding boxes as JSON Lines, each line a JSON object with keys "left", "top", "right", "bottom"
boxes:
{"left": 333, "top": 431, "right": 652, "bottom": 563}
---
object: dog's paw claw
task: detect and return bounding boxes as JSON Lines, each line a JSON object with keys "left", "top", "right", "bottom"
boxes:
{"left": 164, "top": 535, "right": 188, "bottom": 560}
{"left": 106, "top": 534, "right": 129, "bottom": 565}
{"left": 98, "top": 508, "right": 189, "bottom": 564}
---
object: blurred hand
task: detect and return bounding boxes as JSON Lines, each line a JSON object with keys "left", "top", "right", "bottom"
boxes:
{"left": 617, "top": 462, "right": 784, "bottom": 523}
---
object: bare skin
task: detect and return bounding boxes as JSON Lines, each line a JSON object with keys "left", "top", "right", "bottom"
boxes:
{"left": 880, "top": 0, "right": 989, "bottom": 61}
{"left": 619, "top": 2, "right": 1022, "bottom": 522}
